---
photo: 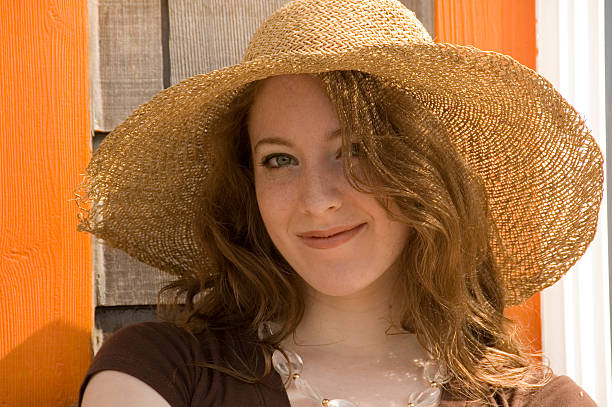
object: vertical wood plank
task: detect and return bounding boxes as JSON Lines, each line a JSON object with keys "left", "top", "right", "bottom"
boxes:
{"left": 91, "top": 0, "right": 170, "bottom": 309}
{"left": 92, "top": 0, "right": 164, "bottom": 131}
{"left": 0, "top": 1, "right": 92, "bottom": 405}
{"left": 168, "top": 0, "right": 291, "bottom": 84}
{"left": 435, "top": 0, "right": 536, "bottom": 65}
{"left": 435, "top": 0, "right": 541, "bottom": 352}
{"left": 94, "top": 242, "right": 170, "bottom": 306}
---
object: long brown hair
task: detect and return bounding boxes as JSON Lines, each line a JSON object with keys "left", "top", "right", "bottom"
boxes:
{"left": 159, "top": 70, "right": 549, "bottom": 401}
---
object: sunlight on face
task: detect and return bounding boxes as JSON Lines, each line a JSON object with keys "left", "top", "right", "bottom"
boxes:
{"left": 248, "top": 74, "right": 409, "bottom": 297}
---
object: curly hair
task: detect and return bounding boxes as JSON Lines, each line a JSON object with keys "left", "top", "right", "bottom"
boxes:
{"left": 159, "top": 70, "right": 550, "bottom": 402}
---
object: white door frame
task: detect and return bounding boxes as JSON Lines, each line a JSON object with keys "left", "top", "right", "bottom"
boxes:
{"left": 536, "top": 1, "right": 611, "bottom": 405}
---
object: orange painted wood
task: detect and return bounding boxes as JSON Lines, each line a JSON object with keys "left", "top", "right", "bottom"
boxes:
{"left": 0, "top": 1, "right": 92, "bottom": 405}
{"left": 434, "top": 0, "right": 542, "bottom": 352}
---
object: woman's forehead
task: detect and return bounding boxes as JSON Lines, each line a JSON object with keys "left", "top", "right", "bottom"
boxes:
{"left": 252, "top": 74, "right": 327, "bottom": 107}
{"left": 248, "top": 74, "right": 340, "bottom": 145}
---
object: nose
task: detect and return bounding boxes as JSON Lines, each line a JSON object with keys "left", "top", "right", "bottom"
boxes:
{"left": 298, "top": 162, "right": 343, "bottom": 215}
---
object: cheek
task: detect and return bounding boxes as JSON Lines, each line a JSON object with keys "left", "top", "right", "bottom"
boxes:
{"left": 386, "top": 220, "right": 410, "bottom": 254}
{"left": 254, "top": 175, "right": 293, "bottom": 238}
{"left": 368, "top": 198, "right": 410, "bottom": 251}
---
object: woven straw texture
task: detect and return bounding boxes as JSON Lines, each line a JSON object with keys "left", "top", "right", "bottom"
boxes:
{"left": 77, "top": 0, "right": 604, "bottom": 305}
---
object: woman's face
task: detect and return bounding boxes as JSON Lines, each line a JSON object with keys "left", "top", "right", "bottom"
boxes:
{"left": 248, "top": 74, "right": 410, "bottom": 297}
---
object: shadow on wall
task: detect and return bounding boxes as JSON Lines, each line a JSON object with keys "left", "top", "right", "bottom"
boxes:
{"left": 0, "top": 320, "right": 91, "bottom": 407}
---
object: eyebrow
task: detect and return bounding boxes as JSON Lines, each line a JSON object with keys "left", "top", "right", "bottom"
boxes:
{"left": 253, "top": 129, "right": 341, "bottom": 153}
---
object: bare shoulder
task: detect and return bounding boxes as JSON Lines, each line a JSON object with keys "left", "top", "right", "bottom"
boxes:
{"left": 81, "top": 370, "right": 171, "bottom": 407}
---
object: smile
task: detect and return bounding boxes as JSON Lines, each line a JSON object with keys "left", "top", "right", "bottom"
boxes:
{"left": 298, "top": 223, "right": 366, "bottom": 249}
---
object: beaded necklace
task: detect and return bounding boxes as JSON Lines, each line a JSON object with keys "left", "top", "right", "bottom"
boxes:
{"left": 260, "top": 323, "right": 449, "bottom": 407}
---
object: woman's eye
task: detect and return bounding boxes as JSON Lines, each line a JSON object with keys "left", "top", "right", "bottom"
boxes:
{"left": 261, "top": 154, "right": 297, "bottom": 168}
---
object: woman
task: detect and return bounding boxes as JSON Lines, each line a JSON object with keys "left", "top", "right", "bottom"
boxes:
{"left": 77, "top": 1, "right": 603, "bottom": 406}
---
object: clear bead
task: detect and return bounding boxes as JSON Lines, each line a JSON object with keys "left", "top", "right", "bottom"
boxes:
{"left": 293, "top": 376, "right": 321, "bottom": 401}
{"left": 413, "top": 358, "right": 426, "bottom": 367}
{"left": 257, "top": 322, "right": 274, "bottom": 340}
{"left": 327, "top": 399, "right": 358, "bottom": 407}
{"left": 423, "top": 360, "right": 449, "bottom": 384}
{"left": 408, "top": 387, "right": 441, "bottom": 407}
{"left": 272, "top": 349, "right": 303, "bottom": 380}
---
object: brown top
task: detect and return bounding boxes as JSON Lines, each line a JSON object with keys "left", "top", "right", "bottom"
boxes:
{"left": 78, "top": 321, "right": 597, "bottom": 407}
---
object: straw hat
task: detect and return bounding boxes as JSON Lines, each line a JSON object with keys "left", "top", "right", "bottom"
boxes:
{"left": 76, "top": 0, "right": 604, "bottom": 305}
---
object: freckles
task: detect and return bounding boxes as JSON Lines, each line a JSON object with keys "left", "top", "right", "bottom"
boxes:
{"left": 256, "top": 175, "right": 294, "bottom": 197}
{"left": 255, "top": 175, "right": 296, "bottom": 216}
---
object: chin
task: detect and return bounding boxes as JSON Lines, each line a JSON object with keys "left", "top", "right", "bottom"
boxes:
{"left": 307, "top": 283, "right": 365, "bottom": 297}
{"left": 299, "top": 268, "right": 387, "bottom": 298}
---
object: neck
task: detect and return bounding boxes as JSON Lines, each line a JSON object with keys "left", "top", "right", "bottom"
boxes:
{"left": 285, "top": 267, "right": 414, "bottom": 358}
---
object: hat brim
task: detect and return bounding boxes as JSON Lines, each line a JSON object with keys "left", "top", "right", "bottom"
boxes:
{"left": 79, "top": 42, "right": 604, "bottom": 305}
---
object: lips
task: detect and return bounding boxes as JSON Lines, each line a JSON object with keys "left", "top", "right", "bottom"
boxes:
{"left": 297, "top": 223, "right": 366, "bottom": 249}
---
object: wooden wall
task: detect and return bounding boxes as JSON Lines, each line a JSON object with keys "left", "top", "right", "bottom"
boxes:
{"left": 0, "top": 1, "right": 92, "bottom": 406}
